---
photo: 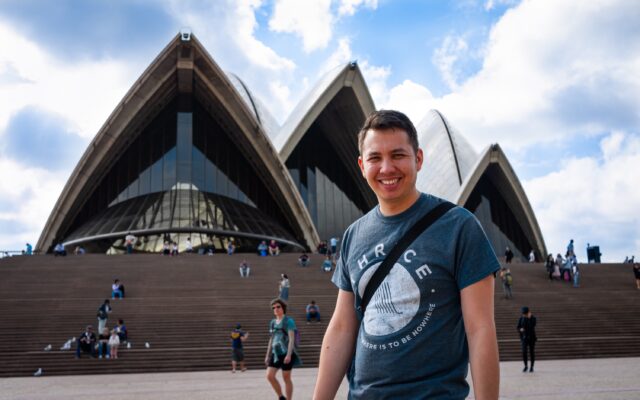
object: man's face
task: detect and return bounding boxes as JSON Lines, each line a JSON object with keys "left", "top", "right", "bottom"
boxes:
{"left": 358, "top": 128, "right": 423, "bottom": 213}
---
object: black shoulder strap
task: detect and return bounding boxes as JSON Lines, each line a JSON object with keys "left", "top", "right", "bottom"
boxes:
{"left": 358, "top": 201, "right": 455, "bottom": 315}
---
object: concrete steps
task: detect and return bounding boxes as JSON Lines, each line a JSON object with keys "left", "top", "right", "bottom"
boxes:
{"left": 0, "top": 254, "right": 638, "bottom": 377}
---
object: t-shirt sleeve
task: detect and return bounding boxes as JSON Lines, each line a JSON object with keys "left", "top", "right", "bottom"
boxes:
{"left": 454, "top": 210, "right": 501, "bottom": 290}
{"left": 286, "top": 317, "right": 296, "bottom": 332}
{"left": 331, "top": 226, "right": 354, "bottom": 292}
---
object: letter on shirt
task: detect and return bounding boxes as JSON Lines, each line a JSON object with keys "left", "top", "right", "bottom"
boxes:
{"left": 358, "top": 254, "right": 369, "bottom": 270}
{"left": 404, "top": 249, "right": 416, "bottom": 263}
{"left": 415, "top": 264, "right": 432, "bottom": 280}
{"left": 374, "top": 244, "right": 385, "bottom": 258}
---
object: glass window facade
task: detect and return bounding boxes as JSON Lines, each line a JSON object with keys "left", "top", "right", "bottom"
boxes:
{"left": 63, "top": 95, "right": 300, "bottom": 252}
{"left": 285, "top": 88, "right": 374, "bottom": 241}
{"left": 464, "top": 170, "right": 533, "bottom": 261}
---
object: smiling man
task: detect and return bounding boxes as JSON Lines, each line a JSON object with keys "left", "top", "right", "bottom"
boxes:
{"left": 313, "top": 110, "right": 500, "bottom": 400}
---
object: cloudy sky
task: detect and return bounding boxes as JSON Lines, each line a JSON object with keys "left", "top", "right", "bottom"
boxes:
{"left": 0, "top": 0, "right": 638, "bottom": 261}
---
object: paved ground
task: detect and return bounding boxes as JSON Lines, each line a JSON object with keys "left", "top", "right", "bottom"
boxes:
{"left": 1, "top": 357, "right": 639, "bottom": 399}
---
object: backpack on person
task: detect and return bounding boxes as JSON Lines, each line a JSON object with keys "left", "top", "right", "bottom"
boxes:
{"left": 505, "top": 272, "right": 513, "bottom": 286}
{"left": 271, "top": 316, "right": 300, "bottom": 348}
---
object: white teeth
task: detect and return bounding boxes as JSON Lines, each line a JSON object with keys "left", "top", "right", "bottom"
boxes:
{"left": 381, "top": 179, "right": 399, "bottom": 185}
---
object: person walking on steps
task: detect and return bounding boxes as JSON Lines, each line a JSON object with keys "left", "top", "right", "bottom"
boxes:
{"left": 505, "top": 246, "right": 514, "bottom": 264}
{"left": 97, "top": 299, "right": 112, "bottom": 334}
{"left": 278, "top": 274, "right": 290, "bottom": 301}
{"left": 499, "top": 266, "right": 513, "bottom": 299}
{"left": 517, "top": 306, "right": 537, "bottom": 373}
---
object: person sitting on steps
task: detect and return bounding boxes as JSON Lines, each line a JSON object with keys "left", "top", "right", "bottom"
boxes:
{"left": 239, "top": 260, "right": 251, "bottom": 278}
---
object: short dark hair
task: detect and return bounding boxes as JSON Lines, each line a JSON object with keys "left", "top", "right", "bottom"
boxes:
{"left": 358, "top": 110, "right": 419, "bottom": 155}
{"left": 270, "top": 298, "right": 287, "bottom": 314}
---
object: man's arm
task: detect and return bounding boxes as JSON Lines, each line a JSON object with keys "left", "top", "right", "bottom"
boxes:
{"left": 313, "top": 289, "right": 359, "bottom": 400}
{"left": 461, "top": 274, "right": 499, "bottom": 400}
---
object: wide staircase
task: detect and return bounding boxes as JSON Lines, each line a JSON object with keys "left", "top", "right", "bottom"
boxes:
{"left": 0, "top": 255, "right": 637, "bottom": 377}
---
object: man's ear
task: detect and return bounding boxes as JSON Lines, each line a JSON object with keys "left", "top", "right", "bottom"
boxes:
{"left": 416, "top": 148, "right": 424, "bottom": 171}
{"left": 358, "top": 156, "right": 365, "bottom": 177}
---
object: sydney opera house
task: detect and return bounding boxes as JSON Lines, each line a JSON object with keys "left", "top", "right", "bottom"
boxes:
{"left": 37, "top": 32, "right": 546, "bottom": 261}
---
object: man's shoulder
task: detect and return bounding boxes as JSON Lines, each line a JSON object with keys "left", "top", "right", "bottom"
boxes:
{"left": 338, "top": 209, "right": 376, "bottom": 249}
{"left": 434, "top": 199, "right": 487, "bottom": 238}
{"left": 348, "top": 205, "right": 379, "bottom": 229}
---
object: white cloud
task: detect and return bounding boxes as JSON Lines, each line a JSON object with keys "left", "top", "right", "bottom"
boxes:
{"left": 269, "top": 0, "right": 333, "bottom": 53}
{"left": 432, "top": 0, "right": 640, "bottom": 150}
{"left": 269, "top": 81, "right": 294, "bottom": 115}
{"left": 368, "top": 0, "right": 640, "bottom": 260}
{"left": 0, "top": 20, "right": 134, "bottom": 139}
{"left": 0, "top": 20, "right": 138, "bottom": 250}
{"left": 384, "top": 80, "right": 435, "bottom": 124}
{"left": 161, "top": 0, "right": 382, "bottom": 122}
{"left": 0, "top": 158, "right": 65, "bottom": 250}
{"left": 319, "top": 37, "right": 353, "bottom": 74}
{"left": 338, "top": 0, "right": 378, "bottom": 16}
{"left": 600, "top": 131, "right": 625, "bottom": 160}
{"left": 524, "top": 132, "right": 640, "bottom": 262}
{"left": 359, "top": 60, "right": 391, "bottom": 107}
{"left": 432, "top": 35, "right": 469, "bottom": 90}
{"left": 161, "top": 0, "right": 297, "bottom": 121}
{"left": 316, "top": 37, "right": 391, "bottom": 111}
{"left": 165, "top": 0, "right": 295, "bottom": 72}
{"left": 484, "top": 0, "right": 518, "bottom": 11}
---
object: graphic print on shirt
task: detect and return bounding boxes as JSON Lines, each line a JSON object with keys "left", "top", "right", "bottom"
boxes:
{"left": 374, "top": 282, "right": 403, "bottom": 315}
{"left": 357, "top": 261, "right": 421, "bottom": 336}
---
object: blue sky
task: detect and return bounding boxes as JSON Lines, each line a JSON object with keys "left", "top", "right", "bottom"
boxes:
{"left": 0, "top": 0, "right": 638, "bottom": 261}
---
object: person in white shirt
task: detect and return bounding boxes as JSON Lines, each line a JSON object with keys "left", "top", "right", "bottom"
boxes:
{"left": 111, "top": 279, "right": 124, "bottom": 299}
{"left": 108, "top": 329, "right": 120, "bottom": 359}
{"left": 125, "top": 233, "right": 136, "bottom": 254}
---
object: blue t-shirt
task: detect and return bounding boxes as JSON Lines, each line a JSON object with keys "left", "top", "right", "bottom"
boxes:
{"left": 231, "top": 329, "right": 245, "bottom": 349}
{"left": 269, "top": 316, "right": 297, "bottom": 360}
{"left": 332, "top": 193, "right": 500, "bottom": 400}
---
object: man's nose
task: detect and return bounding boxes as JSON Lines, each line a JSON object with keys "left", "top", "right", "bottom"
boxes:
{"left": 379, "top": 156, "right": 394, "bottom": 173}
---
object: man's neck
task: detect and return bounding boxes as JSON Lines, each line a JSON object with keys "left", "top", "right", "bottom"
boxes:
{"left": 378, "top": 190, "right": 421, "bottom": 216}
